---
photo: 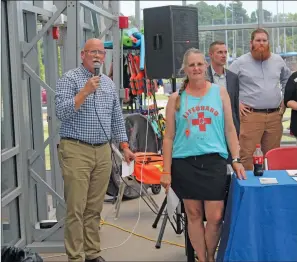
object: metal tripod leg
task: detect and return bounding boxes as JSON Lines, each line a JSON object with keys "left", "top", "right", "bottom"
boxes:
{"left": 155, "top": 211, "right": 169, "bottom": 249}
{"left": 152, "top": 197, "right": 167, "bottom": 228}
{"left": 114, "top": 176, "right": 159, "bottom": 219}
{"left": 139, "top": 180, "right": 159, "bottom": 212}
{"left": 114, "top": 177, "right": 127, "bottom": 219}
{"left": 153, "top": 197, "right": 184, "bottom": 249}
{"left": 176, "top": 202, "right": 183, "bottom": 234}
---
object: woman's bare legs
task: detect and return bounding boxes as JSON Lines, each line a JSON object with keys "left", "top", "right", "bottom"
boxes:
{"left": 183, "top": 199, "right": 206, "bottom": 262}
{"left": 204, "top": 200, "right": 225, "bottom": 262}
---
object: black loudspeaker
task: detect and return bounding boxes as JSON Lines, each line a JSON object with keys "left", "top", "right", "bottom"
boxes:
{"left": 143, "top": 5, "right": 199, "bottom": 79}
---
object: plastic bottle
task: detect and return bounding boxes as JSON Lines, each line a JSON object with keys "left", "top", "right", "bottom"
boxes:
{"left": 253, "top": 144, "right": 264, "bottom": 176}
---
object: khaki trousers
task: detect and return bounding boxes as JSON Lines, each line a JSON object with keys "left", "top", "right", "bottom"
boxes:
{"left": 58, "top": 139, "right": 112, "bottom": 262}
{"left": 239, "top": 111, "right": 283, "bottom": 170}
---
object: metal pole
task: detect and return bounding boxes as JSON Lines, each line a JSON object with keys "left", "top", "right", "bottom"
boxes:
{"left": 212, "top": 19, "right": 214, "bottom": 42}
{"left": 110, "top": 1, "right": 121, "bottom": 97}
{"left": 283, "top": 1, "right": 286, "bottom": 53}
{"left": 135, "top": 1, "right": 140, "bottom": 29}
{"left": 272, "top": 16, "right": 275, "bottom": 53}
{"left": 292, "top": 27, "right": 294, "bottom": 51}
{"left": 225, "top": 1, "right": 228, "bottom": 51}
{"left": 241, "top": 17, "right": 244, "bottom": 54}
{"left": 257, "top": 0, "right": 264, "bottom": 28}
{"left": 232, "top": 1, "right": 234, "bottom": 56}
{"left": 277, "top": 1, "right": 280, "bottom": 52}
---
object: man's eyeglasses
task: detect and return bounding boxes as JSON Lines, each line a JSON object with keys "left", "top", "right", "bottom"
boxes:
{"left": 84, "top": 50, "right": 106, "bottom": 56}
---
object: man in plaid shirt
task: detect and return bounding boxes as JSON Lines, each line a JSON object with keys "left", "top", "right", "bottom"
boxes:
{"left": 55, "top": 38, "right": 135, "bottom": 262}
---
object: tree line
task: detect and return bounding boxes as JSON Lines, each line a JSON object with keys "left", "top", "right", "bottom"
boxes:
{"left": 128, "top": 1, "right": 297, "bottom": 56}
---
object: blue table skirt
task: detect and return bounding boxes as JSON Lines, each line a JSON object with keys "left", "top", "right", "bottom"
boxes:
{"left": 217, "top": 170, "right": 297, "bottom": 261}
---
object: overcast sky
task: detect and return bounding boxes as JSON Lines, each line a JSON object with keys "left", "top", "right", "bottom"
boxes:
{"left": 120, "top": 1, "right": 297, "bottom": 19}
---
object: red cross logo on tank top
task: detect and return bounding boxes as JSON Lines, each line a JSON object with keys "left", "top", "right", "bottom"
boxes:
{"left": 192, "top": 112, "right": 212, "bottom": 132}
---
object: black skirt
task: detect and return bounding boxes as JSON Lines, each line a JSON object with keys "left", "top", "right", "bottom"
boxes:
{"left": 171, "top": 153, "right": 227, "bottom": 201}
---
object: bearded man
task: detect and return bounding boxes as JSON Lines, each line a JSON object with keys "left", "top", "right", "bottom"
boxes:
{"left": 228, "top": 28, "right": 291, "bottom": 170}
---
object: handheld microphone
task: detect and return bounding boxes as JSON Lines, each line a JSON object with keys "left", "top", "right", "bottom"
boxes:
{"left": 94, "top": 62, "right": 101, "bottom": 76}
{"left": 93, "top": 62, "right": 101, "bottom": 96}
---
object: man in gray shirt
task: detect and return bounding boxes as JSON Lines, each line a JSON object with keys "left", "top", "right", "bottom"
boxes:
{"left": 229, "top": 28, "right": 291, "bottom": 170}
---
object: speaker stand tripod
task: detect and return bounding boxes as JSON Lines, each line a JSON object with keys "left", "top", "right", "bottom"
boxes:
{"left": 152, "top": 197, "right": 183, "bottom": 248}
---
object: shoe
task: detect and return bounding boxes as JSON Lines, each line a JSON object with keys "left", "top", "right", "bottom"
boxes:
{"left": 85, "top": 256, "right": 106, "bottom": 262}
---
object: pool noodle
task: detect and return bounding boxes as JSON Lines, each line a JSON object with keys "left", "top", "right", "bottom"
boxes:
{"left": 122, "top": 35, "right": 133, "bottom": 47}
{"left": 140, "top": 34, "right": 145, "bottom": 70}
{"left": 132, "top": 39, "right": 141, "bottom": 48}
{"left": 104, "top": 41, "right": 113, "bottom": 48}
{"left": 132, "top": 32, "right": 142, "bottom": 40}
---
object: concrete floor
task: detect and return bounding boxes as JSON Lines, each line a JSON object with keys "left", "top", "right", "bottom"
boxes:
{"left": 40, "top": 191, "right": 189, "bottom": 262}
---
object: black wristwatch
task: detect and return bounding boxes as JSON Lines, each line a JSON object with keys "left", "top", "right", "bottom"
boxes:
{"left": 232, "top": 158, "right": 241, "bottom": 164}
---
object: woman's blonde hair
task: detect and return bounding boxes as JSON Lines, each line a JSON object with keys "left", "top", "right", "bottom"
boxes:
{"left": 175, "top": 48, "right": 206, "bottom": 111}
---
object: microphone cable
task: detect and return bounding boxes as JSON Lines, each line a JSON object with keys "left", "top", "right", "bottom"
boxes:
{"left": 93, "top": 62, "right": 159, "bottom": 213}
{"left": 92, "top": 70, "right": 160, "bottom": 251}
{"left": 92, "top": 91, "right": 157, "bottom": 214}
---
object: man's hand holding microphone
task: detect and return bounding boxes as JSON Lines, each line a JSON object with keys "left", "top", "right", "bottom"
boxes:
{"left": 75, "top": 60, "right": 101, "bottom": 110}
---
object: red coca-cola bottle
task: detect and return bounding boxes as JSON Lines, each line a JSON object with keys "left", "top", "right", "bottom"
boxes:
{"left": 253, "top": 144, "right": 264, "bottom": 176}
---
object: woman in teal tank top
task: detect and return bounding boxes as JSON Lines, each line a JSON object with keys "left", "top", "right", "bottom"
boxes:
{"left": 160, "top": 48, "right": 246, "bottom": 262}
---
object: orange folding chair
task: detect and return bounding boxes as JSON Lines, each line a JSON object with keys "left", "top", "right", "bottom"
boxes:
{"left": 265, "top": 146, "right": 297, "bottom": 170}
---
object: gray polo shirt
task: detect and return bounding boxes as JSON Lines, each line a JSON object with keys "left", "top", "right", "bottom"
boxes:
{"left": 229, "top": 52, "right": 291, "bottom": 109}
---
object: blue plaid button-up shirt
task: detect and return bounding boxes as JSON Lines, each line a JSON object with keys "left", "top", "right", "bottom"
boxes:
{"left": 55, "top": 65, "right": 128, "bottom": 144}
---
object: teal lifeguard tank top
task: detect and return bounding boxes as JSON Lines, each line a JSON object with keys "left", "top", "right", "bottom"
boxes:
{"left": 172, "top": 83, "right": 228, "bottom": 159}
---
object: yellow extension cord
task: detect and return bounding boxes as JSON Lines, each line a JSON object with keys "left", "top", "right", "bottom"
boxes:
{"left": 43, "top": 219, "right": 185, "bottom": 259}
{"left": 100, "top": 219, "right": 219, "bottom": 251}
{"left": 99, "top": 219, "right": 186, "bottom": 248}
{"left": 43, "top": 218, "right": 219, "bottom": 259}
